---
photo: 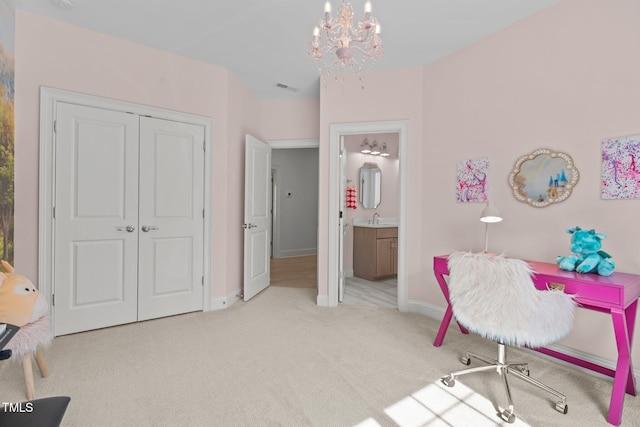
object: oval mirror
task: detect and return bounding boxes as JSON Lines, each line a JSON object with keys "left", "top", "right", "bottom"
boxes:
{"left": 508, "top": 148, "right": 579, "bottom": 208}
{"left": 360, "top": 162, "right": 381, "bottom": 209}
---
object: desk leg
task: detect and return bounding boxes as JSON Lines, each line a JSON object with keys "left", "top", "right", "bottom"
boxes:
{"left": 624, "top": 300, "right": 638, "bottom": 396}
{"left": 433, "top": 272, "right": 468, "bottom": 347}
{"left": 434, "top": 305, "right": 453, "bottom": 347}
{"left": 608, "top": 307, "right": 635, "bottom": 426}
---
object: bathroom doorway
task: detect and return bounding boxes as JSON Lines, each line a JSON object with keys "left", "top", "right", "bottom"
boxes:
{"left": 327, "top": 121, "right": 408, "bottom": 310}
{"left": 341, "top": 133, "right": 400, "bottom": 308}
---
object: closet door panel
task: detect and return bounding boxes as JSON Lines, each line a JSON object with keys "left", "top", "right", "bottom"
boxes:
{"left": 54, "top": 103, "right": 139, "bottom": 336}
{"left": 137, "top": 117, "right": 205, "bottom": 321}
{"left": 152, "top": 237, "right": 192, "bottom": 294}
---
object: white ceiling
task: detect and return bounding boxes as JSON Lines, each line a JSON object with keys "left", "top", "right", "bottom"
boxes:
{"left": 12, "top": 0, "right": 559, "bottom": 100}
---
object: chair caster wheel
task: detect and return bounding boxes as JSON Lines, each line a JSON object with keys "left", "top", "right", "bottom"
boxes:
{"left": 500, "top": 409, "right": 515, "bottom": 423}
{"left": 441, "top": 376, "right": 455, "bottom": 387}
{"left": 555, "top": 401, "right": 568, "bottom": 414}
{"left": 460, "top": 355, "right": 471, "bottom": 365}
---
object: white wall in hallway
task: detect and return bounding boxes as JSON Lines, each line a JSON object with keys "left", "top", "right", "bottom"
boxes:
{"left": 272, "top": 148, "right": 319, "bottom": 258}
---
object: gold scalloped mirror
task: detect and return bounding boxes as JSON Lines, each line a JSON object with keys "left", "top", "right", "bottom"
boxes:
{"left": 508, "top": 148, "right": 579, "bottom": 208}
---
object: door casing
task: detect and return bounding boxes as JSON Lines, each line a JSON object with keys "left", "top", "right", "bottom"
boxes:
{"left": 38, "top": 87, "right": 214, "bottom": 332}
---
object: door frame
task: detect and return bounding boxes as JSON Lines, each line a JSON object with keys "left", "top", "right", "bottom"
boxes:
{"left": 328, "top": 121, "right": 408, "bottom": 310}
{"left": 270, "top": 167, "right": 279, "bottom": 258}
{"left": 38, "top": 87, "right": 214, "bottom": 320}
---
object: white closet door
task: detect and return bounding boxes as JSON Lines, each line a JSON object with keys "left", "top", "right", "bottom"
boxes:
{"left": 54, "top": 103, "right": 140, "bottom": 335}
{"left": 137, "top": 117, "right": 205, "bottom": 321}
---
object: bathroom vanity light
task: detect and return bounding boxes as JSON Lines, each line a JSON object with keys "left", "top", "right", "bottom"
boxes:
{"left": 360, "top": 138, "right": 372, "bottom": 153}
{"left": 369, "top": 141, "right": 381, "bottom": 155}
{"left": 360, "top": 138, "right": 389, "bottom": 157}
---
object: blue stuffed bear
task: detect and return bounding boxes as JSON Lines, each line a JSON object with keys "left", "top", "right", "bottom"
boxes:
{"left": 556, "top": 226, "right": 615, "bottom": 276}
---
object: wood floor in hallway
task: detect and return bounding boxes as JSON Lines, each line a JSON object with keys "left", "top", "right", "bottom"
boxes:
{"left": 270, "top": 255, "right": 317, "bottom": 288}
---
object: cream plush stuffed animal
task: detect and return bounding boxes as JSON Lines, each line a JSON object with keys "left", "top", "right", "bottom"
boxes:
{"left": 0, "top": 260, "right": 48, "bottom": 326}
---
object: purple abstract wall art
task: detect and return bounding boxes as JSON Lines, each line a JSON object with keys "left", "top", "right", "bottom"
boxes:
{"left": 602, "top": 135, "right": 640, "bottom": 200}
{"left": 456, "top": 157, "right": 489, "bottom": 202}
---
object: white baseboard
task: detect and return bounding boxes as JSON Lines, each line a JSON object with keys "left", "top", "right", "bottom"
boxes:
{"left": 317, "top": 294, "right": 329, "bottom": 307}
{"left": 208, "top": 292, "right": 240, "bottom": 311}
{"left": 343, "top": 269, "right": 354, "bottom": 278}
{"left": 527, "top": 342, "right": 622, "bottom": 381}
{"left": 277, "top": 248, "right": 318, "bottom": 258}
{"left": 407, "top": 299, "right": 640, "bottom": 380}
{"left": 407, "top": 299, "right": 446, "bottom": 321}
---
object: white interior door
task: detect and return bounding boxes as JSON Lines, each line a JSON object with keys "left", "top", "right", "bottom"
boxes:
{"left": 137, "top": 117, "right": 205, "bottom": 321}
{"left": 243, "top": 134, "right": 271, "bottom": 301}
{"left": 54, "top": 103, "right": 140, "bottom": 335}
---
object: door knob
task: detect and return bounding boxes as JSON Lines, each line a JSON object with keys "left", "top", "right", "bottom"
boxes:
{"left": 141, "top": 225, "right": 159, "bottom": 232}
{"left": 116, "top": 225, "right": 136, "bottom": 232}
{"left": 242, "top": 223, "right": 257, "bottom": 229}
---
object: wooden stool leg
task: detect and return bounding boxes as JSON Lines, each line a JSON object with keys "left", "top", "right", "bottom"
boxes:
{"left": 35, "top": 349, "right": 49, "bottom": 378}
{"left": 23, "top": 354, "right": 35, "bottom": 400}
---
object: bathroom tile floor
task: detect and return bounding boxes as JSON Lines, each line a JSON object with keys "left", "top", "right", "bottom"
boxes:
{"left": 343, "top": 276, "right": 397, "bottom": 309}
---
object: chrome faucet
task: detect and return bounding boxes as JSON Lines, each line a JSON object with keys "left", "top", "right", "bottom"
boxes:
{"left": 372, "top": 212, "right": 380, "bottom": 224}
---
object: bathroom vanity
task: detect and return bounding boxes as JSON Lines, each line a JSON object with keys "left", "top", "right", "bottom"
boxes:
{"left": 353, "top": 224, "right": 398, "bottom": 281}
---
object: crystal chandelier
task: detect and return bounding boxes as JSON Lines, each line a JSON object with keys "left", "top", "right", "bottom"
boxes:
{"left": 309, "top": 1, "right": 384, "bottom": 83}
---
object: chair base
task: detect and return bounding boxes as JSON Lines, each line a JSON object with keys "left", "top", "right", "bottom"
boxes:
{"left": 441, "top": 343, "right": 568, "bottom": 423}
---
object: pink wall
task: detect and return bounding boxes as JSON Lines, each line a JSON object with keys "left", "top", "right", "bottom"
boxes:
{"left": 13, "top": 11, "right": 259, "bottom": 302}
{"left": 260, "top": 98, "right": 320, "bottom": 140}
{"left": 420, "top": 0, "right": 640, "bottom": 362}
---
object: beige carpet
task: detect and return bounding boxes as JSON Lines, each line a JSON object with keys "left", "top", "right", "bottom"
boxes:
{"left": 1, "top": 287, "right": 638, "bottom": 426}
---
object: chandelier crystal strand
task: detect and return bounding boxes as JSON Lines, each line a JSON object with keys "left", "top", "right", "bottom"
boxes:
{"left": 309, "top": 1, "right": 384, "bottom": 88}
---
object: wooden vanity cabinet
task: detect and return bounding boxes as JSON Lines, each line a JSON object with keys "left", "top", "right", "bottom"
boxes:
{"left": 353, "top": 226, "right": 398, "bottom": 280}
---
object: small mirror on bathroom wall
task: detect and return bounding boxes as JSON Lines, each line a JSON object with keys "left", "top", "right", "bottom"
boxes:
{"left": 508, "top": 148, "right": 579, "bottom": 208}
{"left": 360, "top": 162, "right": 381, "bottom": 209}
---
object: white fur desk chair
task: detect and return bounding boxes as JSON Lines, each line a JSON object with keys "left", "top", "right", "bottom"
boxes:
{"left": 441, "top": 251, "right": 577, "bottom": 423}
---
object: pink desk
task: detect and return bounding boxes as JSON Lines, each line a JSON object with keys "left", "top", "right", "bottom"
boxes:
{"left": 433, "top": 255, "right": 640, "bottom": 426}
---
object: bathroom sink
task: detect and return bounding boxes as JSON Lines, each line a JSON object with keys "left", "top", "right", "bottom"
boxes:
{"left": 355, "top": 223, "right": 397, "bottom": 228}
{"left": 352, "top": 217, "right": 398, "bottom": 228}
